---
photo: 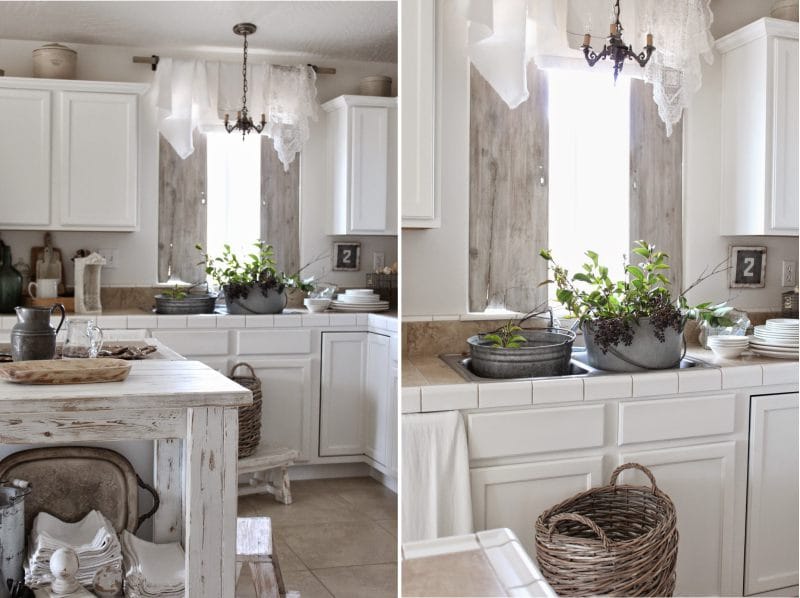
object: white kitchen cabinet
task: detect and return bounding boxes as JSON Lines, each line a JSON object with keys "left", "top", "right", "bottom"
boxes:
{"left": 718, "top": 18, "right": 799, "bottom": 235}
{"left": 745, "top": 393, "right": 799, "bottom": 596}
{"left": 364, "top": 332, "right": 391, "bottom": 466}
{"left": 322, "top": 95, "right": 397, "bottom": 235}
{"left": 617, "top": 442, "right": 739, "bottom": 597}
{"left": 245, "top": 357, "right": 315, "bottom": 462}
{"left": 387, "top": 363, "right": 398, "bottom": 477}
{"left": 319, "top": 332, "right": 367, "bottom": 456}
{"left": 55, "top": 91, "right": 138, "bottom": 228}
{"left": 400, "top": 0, "right": 439, "bottom": 228}
{"left": 0, "top": 88, "right": 51, "bottom": 226}
{"left": 0, "top": 77, "right": 145, "bottom": 231}
{"left": 470, "top": 457, "right": 604, "bottom": 557}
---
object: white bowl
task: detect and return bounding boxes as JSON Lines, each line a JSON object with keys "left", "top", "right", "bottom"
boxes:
{"left": 304, "top": 298, "right": 331, "bottom": 313}
{"left": 708, "top": 337, "right": 749, "bottom": 346}
{"left": 709, "top": 345, "right": 747, "bottom": 359}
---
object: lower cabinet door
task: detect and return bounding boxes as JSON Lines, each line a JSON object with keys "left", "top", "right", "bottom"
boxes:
{"left": 745, "top": 393, "right": 799, "bottom": 595}
{"left": 319, "top": 332, "right": 367, "bottom": 456}
{"left": 617, "top": 442, "right": 738, "bottom": 597}
{"left": 364, "top": 333, "right": 391, "bottom": 465}
{"left": 387, "top": 363, "right": 398, "bottom": 478}
{"left": 243, "top": 357, "right": 314, "bottom": 462}
{"left": 470, "top": 456, "right": 604, "bottom": 556}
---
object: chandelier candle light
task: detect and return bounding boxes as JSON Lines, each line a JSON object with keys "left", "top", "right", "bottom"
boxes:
{"left": 224, "top": 22, "right": 266, "bottom": 138}
{"left": 581, "top": 0, "right": 654, "bottom": 82}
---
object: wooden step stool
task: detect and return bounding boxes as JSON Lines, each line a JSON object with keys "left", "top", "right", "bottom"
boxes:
{"left": 236, "top": 517, "right": 286, "bottom": 598}
{"left": 238, "top": 446, "right": 299, "bottom": 504}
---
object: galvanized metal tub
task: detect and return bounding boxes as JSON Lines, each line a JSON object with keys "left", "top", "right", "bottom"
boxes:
{"left": 154, "top": 293, "right": 218, "bottom": 315}
{"left": 0, "top": 480, "right": 30, "bottom": 598}
{"left": 582, "top": 317, "right": 683, "bottom": 372}
{"left": 467, "top": 328, "right": 576, "bottom": 379}
{"left": 224, "top": 286, "right": 287, "bottom": 315}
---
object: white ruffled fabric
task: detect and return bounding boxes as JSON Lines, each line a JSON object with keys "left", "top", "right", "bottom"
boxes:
{"left": 464, "top": 0, "right": 714, "bottom": 135}
{"left": 150, "top": 59, "right": 319, "bottom": 170}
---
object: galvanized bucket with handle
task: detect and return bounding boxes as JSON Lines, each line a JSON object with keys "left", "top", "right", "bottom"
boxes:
{"left": 0, "top": 480, "right": 31, "bottom": 598}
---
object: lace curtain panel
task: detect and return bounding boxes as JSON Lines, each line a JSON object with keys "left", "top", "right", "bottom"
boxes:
{"left": 149, "top": 58, "right": 319, "bottom": 170}
{"left": 465, "top": 0, "right": 714, "bottom": 135}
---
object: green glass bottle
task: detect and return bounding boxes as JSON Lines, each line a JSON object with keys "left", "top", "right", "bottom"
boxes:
{"left": 0, "top": 243, "right": 22, "bottom": 313}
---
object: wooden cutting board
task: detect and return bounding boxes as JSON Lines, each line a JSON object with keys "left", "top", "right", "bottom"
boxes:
{"left": 0, "top": 358, "right": 131, "bottom": 384}
{"left": 30, "top": 232, "right": 66, "bottom": 294}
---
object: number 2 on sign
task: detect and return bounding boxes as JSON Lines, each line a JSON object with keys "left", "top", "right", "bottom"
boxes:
{"left": 743, "top": 257, "right": 755, "bottom": 278}
{"left": 342, "top": 249, "right": 352, "bottom": 264}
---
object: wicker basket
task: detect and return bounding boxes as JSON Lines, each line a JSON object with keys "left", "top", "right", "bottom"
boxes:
{"left": 229, "top": 363, "right": 262, "bottom": 458}
{"left": 535, "top": 463, "right": 679, "bottom": 597}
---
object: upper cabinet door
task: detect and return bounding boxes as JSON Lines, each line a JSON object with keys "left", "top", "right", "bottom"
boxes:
{"left": 771, "top": 36, "right": 799, "bottom": 232}
{"left": 400, "top": 0, "right": 439, "bottom": 228}
{"left": 0, "top": 88, "right": 51, "bottom": 226}
{"left": 56, "top": 91, "right": 138, "bottom": 229}
{"left": 324, "top": 95, "right": 397, "bottom": 236}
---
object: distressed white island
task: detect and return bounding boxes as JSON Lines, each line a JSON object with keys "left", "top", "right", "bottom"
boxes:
{"left": 0, "top": 360, "right": 252, "bottom": 598}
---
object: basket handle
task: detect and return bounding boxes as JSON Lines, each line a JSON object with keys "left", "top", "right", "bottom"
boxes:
{"left": 546, "top": 513, "right": 611, "bottom": 550}
{"left": 609, "top": 462, "right": 659, "bottom": 493}
{"left": 230, "top": 362, "right": 257, "bottom": 379}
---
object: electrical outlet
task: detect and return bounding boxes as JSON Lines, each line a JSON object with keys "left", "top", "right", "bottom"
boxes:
{"left": 782, "top": 260, "right": 797, "bottom": 287}
{"left": 97, "top": 248, "right": 119, "bottom": 269}
{"left": 373, "top": 252, "right": 386, "bottom": 271}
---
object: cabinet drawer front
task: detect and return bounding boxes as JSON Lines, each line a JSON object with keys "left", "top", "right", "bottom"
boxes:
{"left": 151, "top": 330, "right": 229, "bottom": 356}
{"left": 236, "top": 330, "right": 312, "bottom": 355}
{"left": 618, "top": 394, "right": 735, "bottom": 445}
{"left": 466, "top": 404, "right": 605, "bottom": 460}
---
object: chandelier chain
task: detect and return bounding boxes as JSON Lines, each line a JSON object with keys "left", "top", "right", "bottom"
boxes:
{"left": 241, "top": 33, "right": 249, "bottom": 113}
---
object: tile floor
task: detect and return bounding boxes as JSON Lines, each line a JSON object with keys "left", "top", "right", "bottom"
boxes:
{"left": 236, "top": 477, "right": 397, "bottom": 598}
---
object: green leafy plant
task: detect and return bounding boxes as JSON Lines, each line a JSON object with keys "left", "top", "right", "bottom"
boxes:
{"left": 162, "top": 285, "right": 187, "bottom": 300}
{"left": 540, "top": 241, "right": 724, "bottom": 352}
{"left": 681, "top": 301, "right": 735, "bottom": 328}
{"left": 482, "top": 321, "right": 528, "bottom": 349}
{"left": 196, "top": 241, "right": 314, "bottom": 300}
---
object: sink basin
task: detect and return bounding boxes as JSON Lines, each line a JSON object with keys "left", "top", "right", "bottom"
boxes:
{"left": 441, "top": 349, "right": 711, "bottom": 383}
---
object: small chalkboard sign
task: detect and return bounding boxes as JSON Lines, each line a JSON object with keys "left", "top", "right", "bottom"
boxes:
{"left": 333, "top": 242, "right": 361, "bottom": 271}
{"left": 730, "top": 246, "right": 766, "bottom": 288}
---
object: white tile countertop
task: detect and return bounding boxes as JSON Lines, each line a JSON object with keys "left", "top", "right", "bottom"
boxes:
{"left": 402, "top": 346, "right": 799, "bottom": 413}
{"left": 402, "top": 528, "right": 557, "bottom": 597}
{"left": 0, "top": 310, "right": 397, "bottom": 334}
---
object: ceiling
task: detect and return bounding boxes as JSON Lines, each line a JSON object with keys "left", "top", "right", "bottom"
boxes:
{"left": 0, "top": 1, "right": 397, "bottom": 63}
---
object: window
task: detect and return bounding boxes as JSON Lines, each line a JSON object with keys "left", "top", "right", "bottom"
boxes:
{"left": 205, "top": 131, "right": 261, "bottom": 263}
{"left": 547, "top": 69, "right": 630, "bottom": 287}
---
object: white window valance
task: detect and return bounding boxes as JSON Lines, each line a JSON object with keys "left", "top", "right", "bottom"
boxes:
{"left": 148, "top": 58, "right": 319, "bottom": 170}
{"left": 466, "top": 0, "right": 714, "bottom": 135}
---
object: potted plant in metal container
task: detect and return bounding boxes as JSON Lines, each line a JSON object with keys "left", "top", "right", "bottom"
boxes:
{"left": 198, "top": 241, "right": 313, "bottom": 315}
{"left": 540, "top": 241, "right": 729, "bottom": 372}
{"left": 154, "top": 283, "right": 218, "bottom": 315}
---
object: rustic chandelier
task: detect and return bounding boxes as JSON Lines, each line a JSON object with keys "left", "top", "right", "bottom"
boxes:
{"left": 580, "top": 0, "right": 655, "bottom": 82}
{"left": 224, "top": 23, "right": 266, "bottom": 138}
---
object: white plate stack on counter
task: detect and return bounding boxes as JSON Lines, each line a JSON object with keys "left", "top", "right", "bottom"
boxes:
{"left": 748, "top": 318, "right": 799, "bottom": 358}
{"left": 121, "top": 531, "right": 185, "bottom": 598}
{"left": 25, "top": 510, "right": 122, "bottom": 590}
{"left": 331, "top": 289, "right": 390, "bottom": 312}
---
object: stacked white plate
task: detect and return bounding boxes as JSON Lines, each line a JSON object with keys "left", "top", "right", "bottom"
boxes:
{"left": 707, "top": 335, "right": 749, "bottom": 359}
{"left": 25, "top": 510, "right": 122, "bottom": 589}
{"left": 331, "top": 289, "right": 390, "bottom": 312}
{"left": 121, "top": 530, "right": 185, "bottom": 598}
{"left": 749, "top": 318, "right": 799, "bottom": 359}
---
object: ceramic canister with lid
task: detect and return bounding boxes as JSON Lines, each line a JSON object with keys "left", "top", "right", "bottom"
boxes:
{"left": 33, "top": 43, "right": 77, "bottom": 79}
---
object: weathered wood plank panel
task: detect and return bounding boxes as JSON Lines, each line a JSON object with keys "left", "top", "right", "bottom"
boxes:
{"left": 0, "top": 409, "right": 185, "bottom": 443}
{"left": 469, "top": 63, "right": 549, "bottom": 312}
{"left": 261, "top": 139, "right": 300, "bottom": 275}
{"left": 630, "top": 79, "right": 683, "bottom": 289}
{"left": 153, "top": 438, "right": 184, "bottom": 544}
{"left": 158, "top": 131, "right": 207, "bottom": 284}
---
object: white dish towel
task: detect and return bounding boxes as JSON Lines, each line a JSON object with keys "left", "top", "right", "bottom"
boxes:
{"left": 402, "top": 410, "right": 473, "bottom": 542}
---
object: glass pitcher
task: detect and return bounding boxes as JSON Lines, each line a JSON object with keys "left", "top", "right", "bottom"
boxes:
{"left": 62, "top": 319, "right": 104, "bottom": 359}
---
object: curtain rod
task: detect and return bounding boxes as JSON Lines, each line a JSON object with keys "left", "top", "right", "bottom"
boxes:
{"left": 132, "top": 54, "right": 336, "bottom": 74}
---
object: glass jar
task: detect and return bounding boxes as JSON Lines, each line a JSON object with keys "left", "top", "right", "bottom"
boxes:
{"left": 0, "top": 244, "right": 22, "bottom": 314}
{"left": 699, "top": 309, "right": 751, "bottom": 349}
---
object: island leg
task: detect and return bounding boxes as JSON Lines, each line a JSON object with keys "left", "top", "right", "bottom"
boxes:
{"left": 153, "top": 438, "right": 184, "bottom": 543}
{"left": 184, "top": 406, "right": 239, "bottom": 598}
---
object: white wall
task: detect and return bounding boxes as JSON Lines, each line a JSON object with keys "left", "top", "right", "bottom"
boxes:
{"left": 0, "top": 38, "right": 397, "bottom": 289}
{"left": 683, "top": 1, "right": 799, "bottom": 311}
{"left": 402, "top": 0, "right": 798, "bottom": 316}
